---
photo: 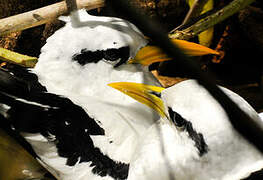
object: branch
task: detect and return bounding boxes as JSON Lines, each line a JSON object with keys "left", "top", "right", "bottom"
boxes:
{"left": 0, "top": 0, "right": 105, "bottom": 36}
{"left": 66, "top": 0, "right": 81, "bottom": 27}
{"left": 181, "top": 0, "right": 209, "bottom": 27}
{"left": 169, "top": 0, "right": 255, "bottom": 40}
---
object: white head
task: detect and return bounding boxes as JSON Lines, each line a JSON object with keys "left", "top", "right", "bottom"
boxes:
{"left": 109, "top": 80, "right": 263, "bottom": 180}
{"left": 33, "top": 9, "right": 220, "bottom": 102}
{"left": 33, "top": 9, "right": 157, "bottom": 102}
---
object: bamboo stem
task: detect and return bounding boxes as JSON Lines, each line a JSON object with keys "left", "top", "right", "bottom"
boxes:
{"left": 0, "top": 0, "right": 105, "bottom": 36}
{"left": 169, "top": 0, "right": 255, "bottom": 40}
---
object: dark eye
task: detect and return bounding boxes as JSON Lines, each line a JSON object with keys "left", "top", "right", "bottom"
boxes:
{"left": 72, "top": 46, "right": 130, "bottom": 67}
{"left": 103, "top": 49, "right": 120, "bottom": 61}
{"left": 103, "top": 46, "right": 130, "bottom": 68}
{"left": 168, "top": 107, "right": 186, "bottom": 129}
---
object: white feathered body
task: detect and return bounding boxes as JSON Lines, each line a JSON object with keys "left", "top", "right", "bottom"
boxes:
{"left": 23, "top": 10, "right": 159, "bottom": 180}
{"left": 128, "top": 80, "right": 263, "bottom": 180}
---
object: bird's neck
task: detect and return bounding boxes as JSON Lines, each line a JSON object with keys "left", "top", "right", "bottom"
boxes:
{"left": 34, "top": 61, "right": 158, "bottom": 103}
{"left": 129, "top": 121, "right": 263, "bottom": 180}
{"left": 33, "top": 59, "right": 160, "bottom": 162}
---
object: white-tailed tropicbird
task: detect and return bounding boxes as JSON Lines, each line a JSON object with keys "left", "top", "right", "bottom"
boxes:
{"left": 109, "top": 80, "right": 263, "bottom": 180}
{"left": 0, "top": 9, "right": 219, "bottom": 180}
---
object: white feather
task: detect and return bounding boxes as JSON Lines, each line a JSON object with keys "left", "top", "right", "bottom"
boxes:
{"left": 128, "top": 80, "right": 263, "bottom": 180}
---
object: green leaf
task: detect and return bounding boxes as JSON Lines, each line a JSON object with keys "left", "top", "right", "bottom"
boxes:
{"left": 199, "top": 0, "right": 214, "bottom": 47}
{"left": 187, "top": 0, "right": 195, "bottom": 7}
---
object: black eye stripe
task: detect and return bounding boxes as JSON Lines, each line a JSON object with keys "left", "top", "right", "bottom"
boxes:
{"left": 72, "top": 46, "right": 130, "bottom": 66}
{"left": 168, "top": 107, "right": 209, "bottom": 156}
{"left": 72, "top": 49, "right": 103, "bottom": 65}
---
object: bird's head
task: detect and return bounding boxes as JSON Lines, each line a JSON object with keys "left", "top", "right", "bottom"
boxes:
{"left": 108, "top": 80, "right": 263, "bottom": 180}
{"left": 34, "top": 9, "right": 219, "bottom": 99}
{"left": 33, "top": 9, "right": 153, "bottom": 98}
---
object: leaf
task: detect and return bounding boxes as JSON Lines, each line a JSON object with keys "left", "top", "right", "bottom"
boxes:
{"left": 199, "top": 0, "right": 214, "bottom": 47}
{"left": 187, "top": 0, "right": 195, "bottom": 7}
{"left": 199, "top": 26, "right": 214, "bottom": 47}
{"left": 0, "top": 48, "right": 38, "bottom": 67}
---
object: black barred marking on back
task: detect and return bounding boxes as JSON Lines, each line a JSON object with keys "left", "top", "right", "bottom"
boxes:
{"left": 0, "top": 66, "right": 129, "bottom": 179}
{"left": 72, "top": 46, "right": 130, "bottom": 67}
{"left": 168, "top": 107, "right": 209, "bottom": 156}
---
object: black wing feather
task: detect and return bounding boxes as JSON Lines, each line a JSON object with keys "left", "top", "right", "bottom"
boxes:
{"left": 0, "top": 65, "right": 104, "bottom": 135}
{"left": 0, "top": 65, "right": 129, "bottom": 179}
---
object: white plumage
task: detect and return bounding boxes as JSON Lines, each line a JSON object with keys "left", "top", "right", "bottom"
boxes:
{"left": 112, "top": 80, "right": 263, "bottom": 180}
{"left": 0, "top": 10, "right": 161, "bottom": 180}
{"left": 2, "top": 8, "right": 261, "bottom": 180}
{"left": 34, "top": 9, "right": 159, "bottom": 100}
{"left": 32, "top": 12, "right": 160, "bottom": 171}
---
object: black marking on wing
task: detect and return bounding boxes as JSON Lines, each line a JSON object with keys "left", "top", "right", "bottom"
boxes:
{"left": 168, "top": 107, "right": 209, "bottom": 156}
{"left": 90, "top": 148, "right": 129, "bottom": 179}
{"left": 0, "top": 91, "right": 105, "bottom": 135}
{"left": 72, "top": 46, "right": 130, "bottom": 68}
{"left": 0, "top": 66, "right": 129, "bottom": 179}
{"left": 0, "top": 65, "right": 46, "bottom": 97}
{"left": 1, "top": 92, "right": 128, "bottom": 179}
{"left": 0, "top": 64, "right": 47, "bottom": 157}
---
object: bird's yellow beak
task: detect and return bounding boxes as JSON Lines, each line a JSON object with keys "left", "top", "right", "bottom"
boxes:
{"left": 128, "top": 39, "right": 219, "bottom": 66}
{"left": 108, "top": 82, "right": 167, "bottom": 118}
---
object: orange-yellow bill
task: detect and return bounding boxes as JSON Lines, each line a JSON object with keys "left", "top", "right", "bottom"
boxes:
{"left": 108, "top": 82, "right": 167, "bottom": 118}
{"left": 129, "top": 39, "right": 219, "bottom": 66}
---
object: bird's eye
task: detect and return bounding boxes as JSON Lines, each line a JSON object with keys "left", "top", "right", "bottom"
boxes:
{"left": 103, "top": 49, "right": 120, "bottom": 61}
{"left": 72, "top": 46, "right": 130, "bottom": 67}
{"left": 168, "top": 107, "right": 186, "bottom": 129}
{"left": 103, "top": 46, "right": 130, "bottom": 68}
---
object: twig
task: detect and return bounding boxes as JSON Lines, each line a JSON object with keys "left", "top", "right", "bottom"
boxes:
{"left": 0, "top": 0, "right": 105, "bottom": 36}
{"left": 66, "top": 0, "right": 81, "bottom": 27}
{"left": 66, "top": 0, "right": 78, "bottom": 12}
{"left": 169, "top": 0, "right": 255, "bottom": 40}
{"left": 178, "top": 0, "right": 209, "bottom": 30}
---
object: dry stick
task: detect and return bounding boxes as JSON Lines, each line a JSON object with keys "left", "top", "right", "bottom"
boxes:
{"left": 176, "top": 0, "right": 209, "bottom": 31}
{"left": 66, "top": 0, "right": 78, "bottom": 12}
{"left": 66, "top": 0, "right": 81, "bottom": 27}
{"left": 0, "top": 0, "right": 105, "bottom": 36}
{"left": 169, "top": 0, "right": 255, "bottom": 40}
